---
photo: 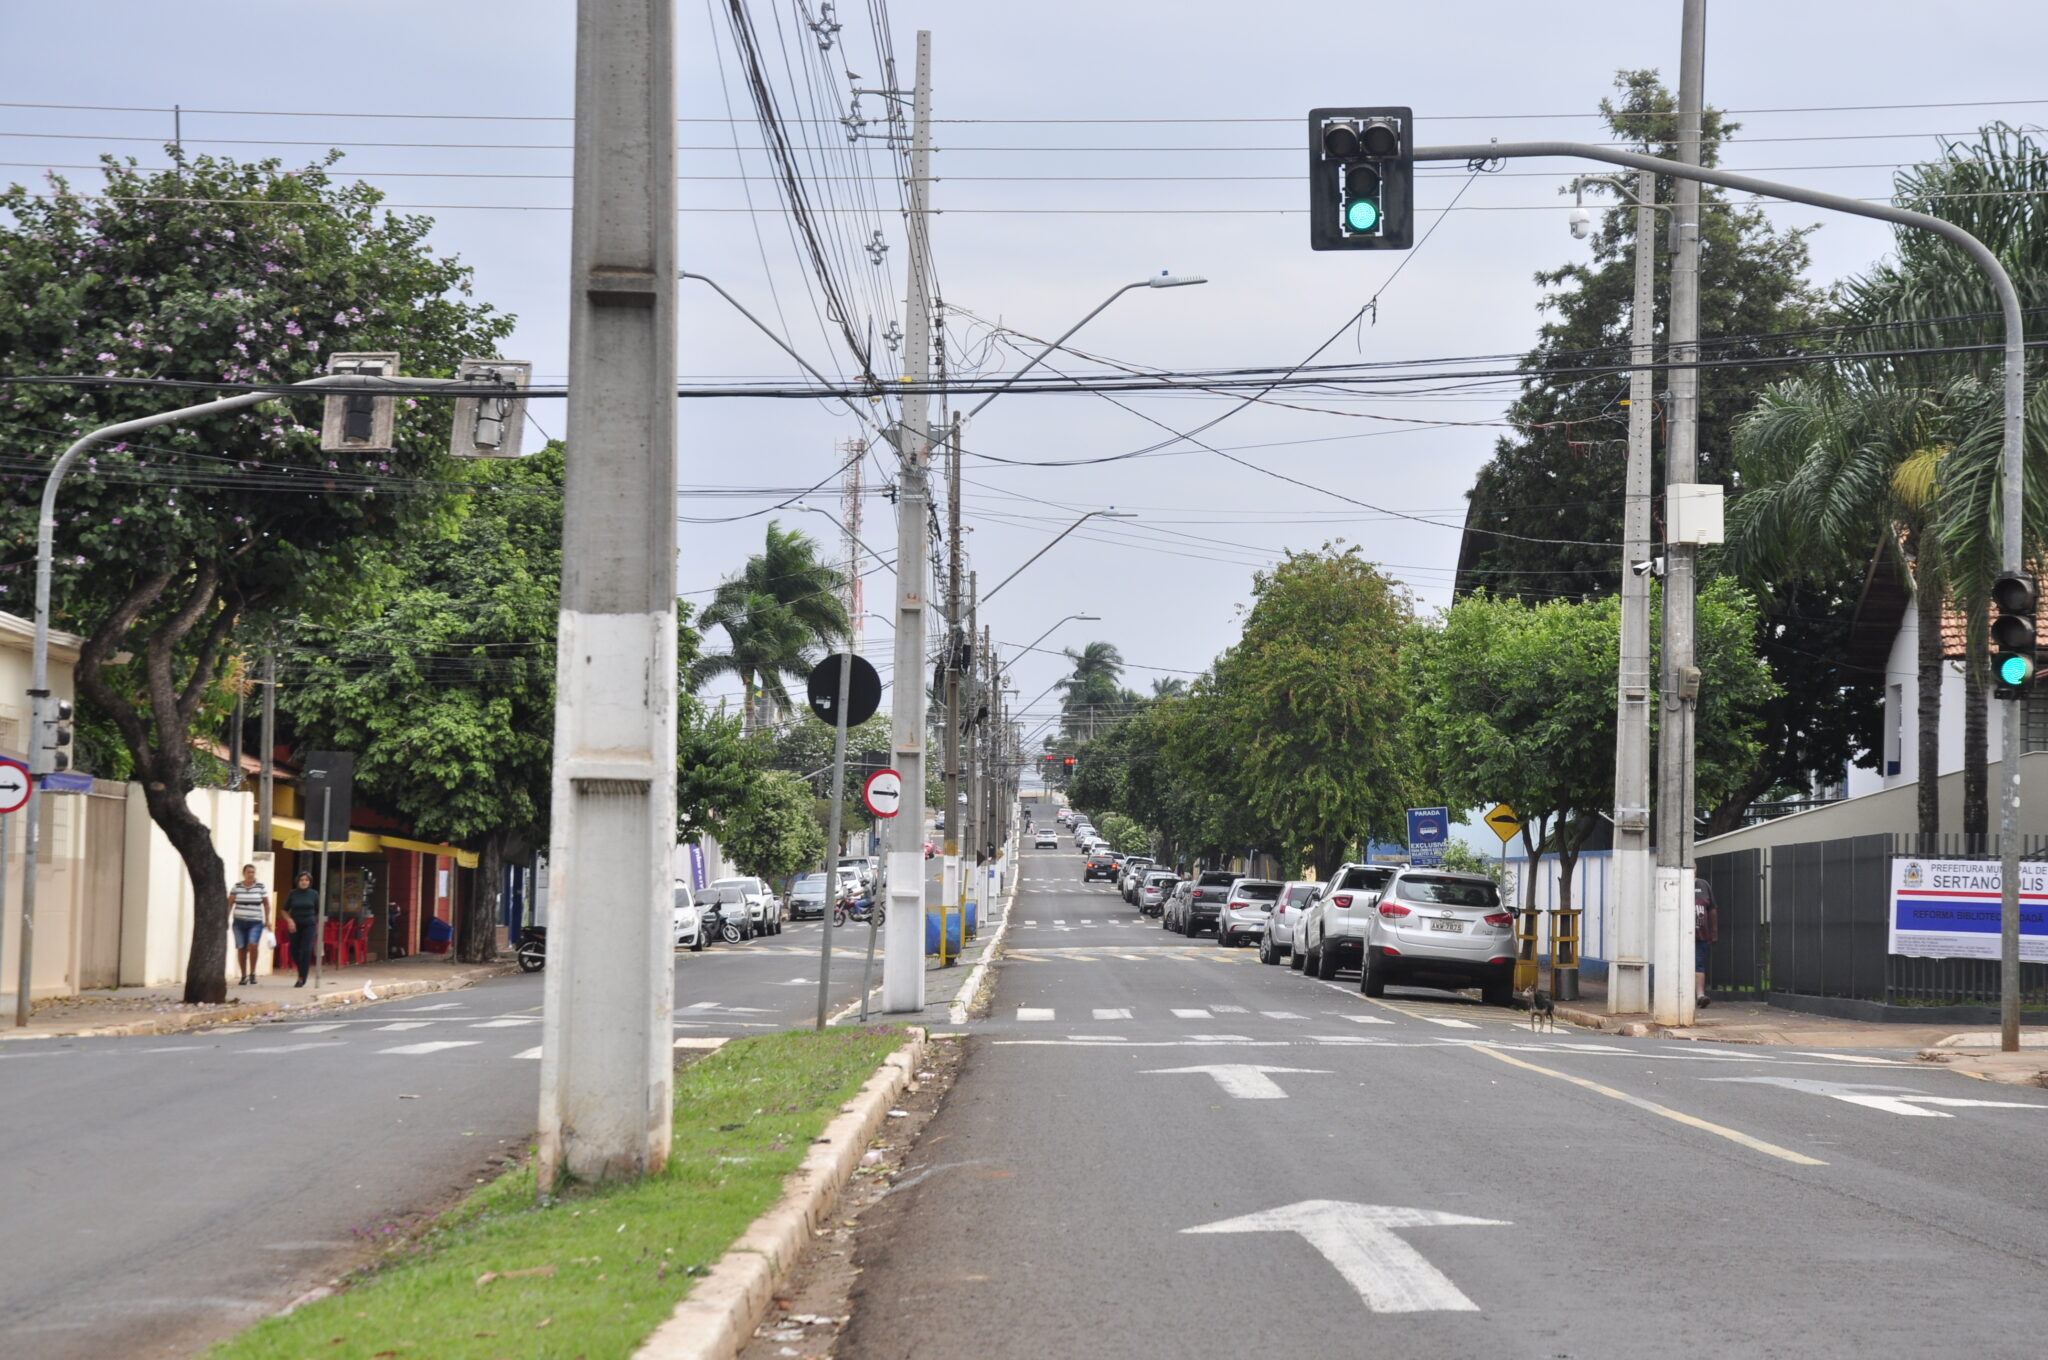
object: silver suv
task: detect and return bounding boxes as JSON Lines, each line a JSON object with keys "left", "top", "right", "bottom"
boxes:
{"left": 1362, "top": 868, "right": 1516, "bottom": 1005}
{"left": 1216, "top": 879, "right": 1284, "bottom": 947}
{"left": 1259, "top": 880, "right": 1320, "bottom": 966}
{"left": 1295, "top": 863, "right": 1394, "bottom": 979}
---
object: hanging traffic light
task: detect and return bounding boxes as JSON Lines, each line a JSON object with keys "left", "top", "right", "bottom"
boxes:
{"left": 1309, "top": 107, "right": 1413, "bottom": 251}
{"left": 1992, "top": 571, "right": 2037, "bottom": 699}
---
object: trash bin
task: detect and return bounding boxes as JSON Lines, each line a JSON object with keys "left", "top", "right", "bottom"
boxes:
{"left": 924, "top": 909, "right": 962, "bottom": 956}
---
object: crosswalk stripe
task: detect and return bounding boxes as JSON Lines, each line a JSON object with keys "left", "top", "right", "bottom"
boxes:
{"left": 1345, "top": 1014, "right": 1396, "bottom": 1026}
{"left": 378, "top": 1041, "right": 483, "bottom": 1055}
{"left": 241, "top": 1042, "right": 346, "bottom": 1055}
{"left": 1171, "top": 1008, "right": 1211, "bottom": 1019}
{"left": 1262, "top": 1011, "right": 1305, "bottom": 1020}
{"left": 1017, "top": 1008, "right": 1056, "bottom": 1022}
{"left": 288, "top": 1023, "right": 343, "bottom": 1034}
{"left": 1093, "top": 1008, "right": 1132, "bottom": 1020}
{"left": 400, "top": 1002, "right": 464, "bottom": 1013}
{"left": 513, "top": 1046, "right": 543, "bottom": 1060}
{"left": 375, "top": 1021, "right": 433, "bottom": 1032}
{"left": 1423, "top": 1016, "right": 1481, "bottom": 1029}
{"left": 1211, "top": 1004, "right": 1248, "bottom": 1014}
{"left": 469, "top": 1018, "right": 535, "bottom": 1028}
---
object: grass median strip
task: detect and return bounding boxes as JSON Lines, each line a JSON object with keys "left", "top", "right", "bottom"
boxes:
{"left": 213, "top": 1025, "right": 908, "bottom": 1360}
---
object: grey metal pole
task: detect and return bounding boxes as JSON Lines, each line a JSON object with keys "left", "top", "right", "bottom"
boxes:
{"left": 537, "top": 0, "right": 679, "bottom": 1190}
{"left": 314, "top": 787, "right": 331, "bottom": 991}
{"left": 813, "top": 648, "right": 855, "bottom": 1030}
{"left": 0, "top": 813, "right": 11, "bottom": 1022}
{"left": 258, "top": 651, "right": 276, "bottom": 848}
{"left": 962, "top": 571, "right": 981, "bottom": 893}
{"left": 942, "top": 414, "right": 963, "bottom": 925}
{"left": 1410, "top": 135, "right": 2026, "bottom": 1041}
{"left": 1610, "top": 168, "right": 1657, "bottom": 1016}
{"left": 881, "top": 29, "right": 934, "bottom": 1015}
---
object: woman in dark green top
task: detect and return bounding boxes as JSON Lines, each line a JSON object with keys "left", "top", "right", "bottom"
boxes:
{"left": 284, "top": 871, "right": 322, "bottom": 986}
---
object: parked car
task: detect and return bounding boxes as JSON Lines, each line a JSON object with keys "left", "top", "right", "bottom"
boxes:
{"left": 1119, "top": 856, "right": 1156, "bottom": 901}
{"left": 1034, "top": 828, "right": 1059, "bottom": 849}
{"left": 787, "top": 873, "right": 831, "bottom": 920}
{"left": 709, "top": 876, "right": 782, "bottom": 936}
{"left": 1261, "top": 880, "right": 1320, "bottom": 966}
{"left": 1162, "top": 878, "right": 1193, "bottom": 933}
{"left": 673, "top": 885, "right": 702, "bottom": 950}
{"left": 838, "top": 856, "right": 874, "bottom": 890}
{"left": 1217, "top": 879, "right": 1285, "bottom": 947}
{"left": 1362, "top": 868, "right": 1517, "bottom": 1005}
{"left": 1138, "top": 870, "right": 1177, "bottom": 917}
{"left": 1296, "top": 863, "right": 1396, "bottom": 978}
{"left": 1083, "top": 850, "right": 1120, "bottom": 882}
{"left": 1179, "top": 869, "right": 1241, "bottom": 937}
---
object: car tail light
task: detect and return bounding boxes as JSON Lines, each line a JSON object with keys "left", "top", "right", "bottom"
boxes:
{"left": 1333, "top": 894, "right": 1353, "bottom": 909}
{"left": 1488, "top": 956, "right": 1514, "bottom": 965}
{"left": 1381, "top": 946, "right": 1401, "bottom": 956}
{"left": 1483, "top": 912, "right": 1513, "bottom": 927}
{"left": 1378, "top": 902, "right": 1410, "bottom": 918}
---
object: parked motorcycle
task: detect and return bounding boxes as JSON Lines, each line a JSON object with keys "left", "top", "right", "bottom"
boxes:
{"left": 515, "top": 925, "right": 546, "bottom": 973}
{"left": 698, "top": 895, "right": 747, "bottom": 946}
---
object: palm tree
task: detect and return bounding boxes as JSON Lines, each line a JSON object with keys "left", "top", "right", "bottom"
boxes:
{"left": 691, "top": 522, "right": 850, "bottom": 731}
{"left": 1150, "top": 676, "right": 1188, "bottom": 699}
{"left": 1059, "top": 641, "right": 1125, "bottom": 738}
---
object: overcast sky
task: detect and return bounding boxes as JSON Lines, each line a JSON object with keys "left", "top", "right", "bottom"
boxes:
{"left": 6, "top": 1, "right": 2047, "bottom": 759}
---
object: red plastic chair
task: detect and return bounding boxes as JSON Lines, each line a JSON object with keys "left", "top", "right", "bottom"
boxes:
{"left": 322, "top": 920, "right": 342, "bottom": 968}
{"left": 275, "top": 931, "right": 294, "bottom": 973}
{"left": 343, "top": 919, "right": 368, "bottom": 966}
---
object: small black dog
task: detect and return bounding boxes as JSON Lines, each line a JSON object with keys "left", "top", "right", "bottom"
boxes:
{"left": 1520, "top": 985, "right": 1555, "bottom": 1032}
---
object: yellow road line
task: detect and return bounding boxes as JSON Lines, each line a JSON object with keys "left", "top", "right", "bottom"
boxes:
{"left": 1471, "top": 1044, "right": 1828, "bottom": 1167}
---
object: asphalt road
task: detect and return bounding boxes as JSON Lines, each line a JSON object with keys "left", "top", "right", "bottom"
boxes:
{"left": 844, "top": 844, "right": 2048, "bottom": 1359}
{"left": 0, "top": 914, "right": 892, "bottom": 1360}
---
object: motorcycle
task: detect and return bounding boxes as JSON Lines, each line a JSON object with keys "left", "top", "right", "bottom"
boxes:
{"left": 832, "top": 890, "right": 885, "bottom": 928}
{"left": 515, "top": 925, "right": 546, "bottom": 973}
{"left": 697, "top": 897, "right": 747, "bottom": 946}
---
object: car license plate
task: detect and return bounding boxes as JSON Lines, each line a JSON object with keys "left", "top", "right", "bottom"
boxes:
{"left": 1429, "top": 919, "right": 1464, "bottom": 933}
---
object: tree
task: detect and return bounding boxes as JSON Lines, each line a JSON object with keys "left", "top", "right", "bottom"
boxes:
{"left": 691, "top": 522, "right": 848, "bottom": 731}
{"left": 0, "top": 153, "right": 513, "bottom": 1002}
{"left": 280, "top": 446, "right": 561, "bottom": 962}
{"left": 719, "top": 771, "right": 825, "bottom": 882}
{"left": 1058, "top": 641, "right": 1127, "bottom": 737}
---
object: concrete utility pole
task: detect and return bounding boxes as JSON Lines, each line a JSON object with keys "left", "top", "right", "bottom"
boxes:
{"left": 1609, "top": 168, "right": 1658, "bottom": 1016}
{"left": 881, "top": 30, "right": 935, "bottom": 1013}
{"left": 537, "top": 0, "right": 679, "bottom": 1189}
{"left": 1653, "top": 0, "right": 1707, "bottom": 1028}
{"left": 961, "top": 572, "right": 980, "bottom": 884}
{"left": 941, "top": 414, "right": 963, "bottom": 926}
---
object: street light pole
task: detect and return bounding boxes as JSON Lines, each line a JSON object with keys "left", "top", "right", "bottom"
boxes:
{"left": 981, "top": 510, "right": 1137, "bottom": 603}
{"left": 962, "top": 274, "right": 1206, "bottom": 422}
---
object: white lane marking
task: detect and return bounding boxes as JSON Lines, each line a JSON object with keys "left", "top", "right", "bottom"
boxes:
{"left": 1211, "top": 1004, "right": 1249, "bottom": 1014}
{"left": 1093, "top": 1008, "right": 1132, "bottom": 1020}
{"left": 287, "top": 1023, "right": 344, "bottom": 1034}
{"left": 1171, "top": 1008, "right": 1211, "bottom": 1020}
{"left": 240, "top": 1042, "right": 347, "bottom": 1055}
{"left": 682, "top": 1001, "right": 720, "bottom": 1011}
{"left": 1422, "top": 1017, "right": 1480, "bottom": 1030}
{"left": 513, "top": 1046, "right": 543, "bottom": 1059}
{"left": 1143, "top": 1064, "right": 1330, "bottom": 1100}
{"left": 1786, "top": 1051, "right": 1918, "bottom": 1066}
{"left": 1065, "top": 1035, "right": 1128, "bottom": 1043}
{"left": 1344, "top": 1014, "right": 1396, "bottom": 1026}
{"left": 375, "top": 1021, "right": 433, "bottom": 1032}
{"left": 1707, "top": 1074, "right": 2048, "bottom": 1118}
{"left": 378, "top": 1041, "right": 483, "bottom": 1056}
{"left": 1262, "top": 1011, "right": 1306, "bottom": 1020}
{"left": 1184, "top": 1200, "right": 1506, "bottom": 1313}
{"left": 1053, "top": 919, "right": 1066, "bottom": 925}
{"left": 400, "top": 1002, "right": 464, "bottom": 1012}
{"left": 1016, "top": 1008, "right": 1056, "bottom": 1022}
{"left": 469, "top": 1018, "right": 535, "bottom": 1028}
{"left": 1181, "top": 1033, "right": 1254, "bottom": 1042}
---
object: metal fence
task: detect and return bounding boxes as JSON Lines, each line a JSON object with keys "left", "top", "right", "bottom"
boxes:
{"left": 1698, "top": 847, "right": 1766, "bottom": 997}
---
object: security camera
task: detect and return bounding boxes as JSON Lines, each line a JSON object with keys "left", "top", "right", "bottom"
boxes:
{"left": 1568, "top": 206, "right": 1592, "bottom": 240}
{"left": 1630, "top": 556, "right": 1667, "bottom": 578}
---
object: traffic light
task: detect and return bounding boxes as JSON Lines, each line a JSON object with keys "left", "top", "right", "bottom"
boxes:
{"left": 37, "top": 697, "right": 73, "bottom": 773}
{"left": 1309, "top": 107, "right": 1414, "bottom": 251}
{"left": 1992, "top": 571, "right": 2038, "bottom": 699}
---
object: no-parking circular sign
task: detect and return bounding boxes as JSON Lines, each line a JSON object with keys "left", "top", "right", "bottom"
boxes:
{"left": 862, "top": 768, "right": 904, "bottom": 818}
{"left": 0, "top": 757, "right": 29, "bottom": 815}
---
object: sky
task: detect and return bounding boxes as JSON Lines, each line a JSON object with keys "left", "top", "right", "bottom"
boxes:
{"left": 5, "top": 0, "right": 2047, "bottom": 774}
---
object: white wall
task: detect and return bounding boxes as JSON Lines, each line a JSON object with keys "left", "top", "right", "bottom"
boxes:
{"left": 1844, "top": 599, "right": 1989, "bottom": 801}
{"left": 120, "top": 785, "right": 255, "bottom": 988}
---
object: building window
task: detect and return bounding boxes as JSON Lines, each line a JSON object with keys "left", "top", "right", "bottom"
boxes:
{"left": 2027, "top": 689, "right": 2048, "bottom": 754}
{"left": 1886, "top": 684, "right": 1904, "bottom": 775}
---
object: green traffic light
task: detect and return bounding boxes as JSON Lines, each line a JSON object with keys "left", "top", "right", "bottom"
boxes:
{"left": 1345, "top": 198, "right": 1380, "bottom": 233}
{"left": 2000, "top": 653, "right": 2034, "bottom": 686}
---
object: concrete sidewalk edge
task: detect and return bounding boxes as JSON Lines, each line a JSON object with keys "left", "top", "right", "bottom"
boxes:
{"left": 1553, "top": 1004, "right": 1661, "bottom": 1039}
{"left": 632, "top": 1026, "right": 930, "bottom": 1360}
{"left": 947, "top": 887, "right": 1016, "bottom": 1026}
{"left": 0, "top": 963, "right": 519, "bottom": 1041}
{"left": 1916, "top": 1047, "right": 2048, "bottom": 1088}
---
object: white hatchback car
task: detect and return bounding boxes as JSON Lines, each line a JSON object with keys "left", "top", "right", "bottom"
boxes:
{"left": 1216, "top": 878, "right": 1285, "bottom": 947}
{"left": 673, "top": 885, "right": 703, "bottom": 950}
{"left": 1258, "top": 880, "right": 1320, "bottom": 965}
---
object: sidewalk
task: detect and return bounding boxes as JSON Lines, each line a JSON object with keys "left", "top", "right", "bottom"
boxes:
{"left": 829, "top": 889, "right": 1012, "bottom": 1029}
{"left": 0, "top": 952, "right": 520, "bottom": 1042}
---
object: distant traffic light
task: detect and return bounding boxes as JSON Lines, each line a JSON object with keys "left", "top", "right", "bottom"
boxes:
{"left": 1309, "top": 107, "right": 1413, "bottom": 251}
{"left": 37, "top": 697, "right": 74, "bottom": 773}
{"left": 1993, "top": 571, "right": 2038, "bottom": 699}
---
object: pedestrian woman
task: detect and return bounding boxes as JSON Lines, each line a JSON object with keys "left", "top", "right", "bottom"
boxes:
{"left": 229, "top": 863, "right": 271, "bottom": 987}
{"left": 284, "top": 871, "right": 322, "bottom": 987}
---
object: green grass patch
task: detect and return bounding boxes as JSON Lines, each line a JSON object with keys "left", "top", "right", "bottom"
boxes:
{"left": 213, "top": 1025, "right": 907, "bottom": 1360}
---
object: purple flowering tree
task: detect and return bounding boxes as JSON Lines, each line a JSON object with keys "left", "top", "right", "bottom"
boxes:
{"left": 0, "top": 152, "right": 513, "bottom": 1003}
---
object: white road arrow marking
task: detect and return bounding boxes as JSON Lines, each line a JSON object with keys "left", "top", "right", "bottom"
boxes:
{"left": 1142, "top": 1064, "right": 1330, "bottom": 1099}
{"left": 1184, "top": 1200, "right": 1506, "bottom": 1312}
{"left": 1709, "top": 1074, "right": 2048, "bottom": 1117}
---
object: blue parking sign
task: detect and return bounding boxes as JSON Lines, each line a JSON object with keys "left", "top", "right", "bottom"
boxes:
{"left": 1406, "top": 807, "right": 1449, "bottom": 866}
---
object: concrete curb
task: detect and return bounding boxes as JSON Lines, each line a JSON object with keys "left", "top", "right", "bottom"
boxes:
{"left": 1554, "top": 1004, "right": 1660, "bottom": 1038}
{"left": 1917, "top": 1048, "right": 2048, "bottom": 1087}
{"left": 633, "top": 1026, "right": 929, "bottom": 1360}
{"left": 948, "top": 889, "right": 1015, "bottom": 1026}
{"left": 1, "top": 964, "right": 517, "bottom": 1041}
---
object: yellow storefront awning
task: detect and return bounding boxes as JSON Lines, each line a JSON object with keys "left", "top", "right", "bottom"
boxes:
{"left": 268, "top": 816, "right": 479, "bottom": 868}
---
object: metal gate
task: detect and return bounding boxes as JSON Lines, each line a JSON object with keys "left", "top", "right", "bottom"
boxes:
{"left": 1697, "top": 847, "right": 1764, "bottom": 997}
{"left": 77, "top": 785, "right": 127, "bottom": 989}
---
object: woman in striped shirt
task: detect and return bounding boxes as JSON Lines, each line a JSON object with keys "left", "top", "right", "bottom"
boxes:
{"left": 230, "top": 864, "right": 271, "bottom": 987}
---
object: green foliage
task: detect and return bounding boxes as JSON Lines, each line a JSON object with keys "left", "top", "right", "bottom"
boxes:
{"left": 1096, "top": 812, "right": 1149, "bottom": 855}
{"left": 691, "top": 522, "right": 849, "bottom": 729}
{"left": 718, "top": 771, "right": 826, "bottom": 881}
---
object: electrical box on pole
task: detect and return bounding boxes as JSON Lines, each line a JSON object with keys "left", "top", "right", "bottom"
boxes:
{"left": 449, "top": 359, "right": 533, "bottom": 459}
{"left": 320, "top": 352, "right": 401, "bottom": 453}
{"left": 1309, "top": 107, "right": 1414, "bottom": 250}
{"left": 1993, "top": 571, "right": 2037, "bottom": 699}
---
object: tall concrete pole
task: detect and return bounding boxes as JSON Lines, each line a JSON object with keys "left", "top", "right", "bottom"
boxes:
{"left": 537, "top": 0, "right": 679, "bottom": 1189}
{"left": 1610, "top": 168, "right": 1657, "bottom": 1015}
{"left": 961, "top": 572, "right": 980, "bottom": 878}
{"left": 941, "top": 414, "right": 963, "bottom": 920}
{"left": 1654, "top": 0, "right": 1706, "bottom": 1027}
{"left": 882, "top": 31, "right": 935, "bottom": 1013}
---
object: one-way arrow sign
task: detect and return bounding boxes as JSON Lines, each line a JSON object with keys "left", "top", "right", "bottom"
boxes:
{"left": 0, "top": 757, "right": 29, "bottom": 816}
{"left": 1141, "top": 1064, "right": 1330, "bottom": 1099}
{"left": 1183, "top": 1200, "right": 1507, "bottom": 1313}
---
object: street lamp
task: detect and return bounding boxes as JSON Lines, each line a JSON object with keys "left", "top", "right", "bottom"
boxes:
{"left": 1005, "top": 613, "right": 1100, "bottom": 668}
{"left": 793, "top": 499, "right": 893, "bottom": 580}
{"left": 965, "top": 272, "right": 1207, "bottom": 420}
{"left": 982, "top": 511, "right": 1137, "bottom": 603}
